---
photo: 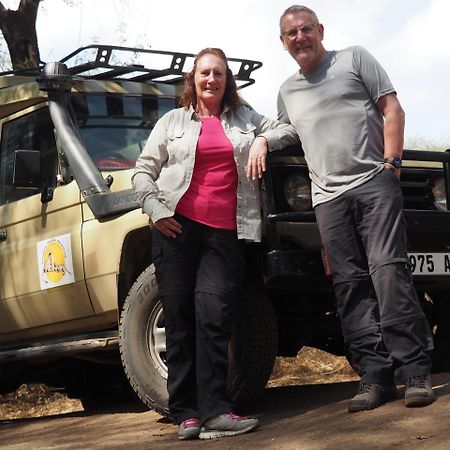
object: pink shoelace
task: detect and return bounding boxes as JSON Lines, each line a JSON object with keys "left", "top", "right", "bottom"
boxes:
{"left": 225, "top": 412, "right": 247, "bottom": 421}
{"left": 182, "top": 418, "right": 200, "bottom": 428}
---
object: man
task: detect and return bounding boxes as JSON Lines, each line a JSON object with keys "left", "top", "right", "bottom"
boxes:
{"left": 277, "top": 5, "right": 435, "bottom": 412}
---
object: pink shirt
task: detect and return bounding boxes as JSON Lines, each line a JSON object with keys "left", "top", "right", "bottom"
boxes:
{"left": 176, "top": 116, "right": 238, "bottom": 229}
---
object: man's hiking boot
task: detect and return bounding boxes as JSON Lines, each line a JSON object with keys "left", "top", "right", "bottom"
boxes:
{"left": 199, "top": 412, "right": 259, "bottom": 440}
{"left": 348, "top": 382, "right": 398, "bottom": 413}
{"left": 405, "top": 375, "right": 435, "bottom": 407}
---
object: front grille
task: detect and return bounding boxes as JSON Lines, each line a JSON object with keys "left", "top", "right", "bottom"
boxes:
{"left": 400, "top": 167, "right": 442, "bottom": 210}
{"left": 267, "top": 165, "right": 446, "bottom": 215}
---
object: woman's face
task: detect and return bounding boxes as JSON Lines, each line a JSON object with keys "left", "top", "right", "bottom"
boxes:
{"left": 194, "top": 54, "right": 227, "bottom": 109}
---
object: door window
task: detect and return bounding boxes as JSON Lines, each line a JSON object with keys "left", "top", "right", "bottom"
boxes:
{"left": 0, "top": 108, "right": 57, "bottom": 205}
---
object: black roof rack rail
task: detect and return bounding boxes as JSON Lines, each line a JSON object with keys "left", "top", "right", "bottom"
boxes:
{"left": 0, "top": 63, "right": 44, "bottom": 77}
{"left": 0, "top": 45, "right": 262, "bottom": 88}
{"left": 58, "top": 44, "right": 262, "bottom": 88}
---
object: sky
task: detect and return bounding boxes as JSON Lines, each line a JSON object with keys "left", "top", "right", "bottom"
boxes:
{"left": 2, "top": 0, "right": 450, "bottom": 145}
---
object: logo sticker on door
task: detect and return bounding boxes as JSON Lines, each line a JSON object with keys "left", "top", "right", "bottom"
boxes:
{"left": 37, "top": 234, "right": 75, "bottom": 290}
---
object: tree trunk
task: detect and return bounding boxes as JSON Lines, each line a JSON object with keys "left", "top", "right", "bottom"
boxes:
{"left": 0, "top": 0, "right": 41, "bottom": 70}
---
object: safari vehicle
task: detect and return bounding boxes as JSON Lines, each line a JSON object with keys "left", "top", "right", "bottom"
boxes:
{"left": 0, "top": 44, "right": 449, "bottom": 415}
{"left": 0, "top": 45, "right": 274, "bottom": 413}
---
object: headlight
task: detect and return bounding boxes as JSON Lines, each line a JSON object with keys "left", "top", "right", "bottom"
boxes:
{"left": 432, "top": 177, "right": 447, "bottom": 211}
{"left": 283, "top": 174, "right": 312, "bottom": 211}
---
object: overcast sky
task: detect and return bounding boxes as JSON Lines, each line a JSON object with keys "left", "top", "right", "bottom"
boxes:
{"left": 3, "top": 0, "right": 450, "bottom": 144}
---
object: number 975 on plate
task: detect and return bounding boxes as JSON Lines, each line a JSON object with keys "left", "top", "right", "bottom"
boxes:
{"left": 408, "top": 253, "right": 450, "bottom": 275}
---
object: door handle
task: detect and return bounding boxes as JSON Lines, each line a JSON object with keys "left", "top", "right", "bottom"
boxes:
{"left": 0, "top": 230, "right": 6, "bottom": 241}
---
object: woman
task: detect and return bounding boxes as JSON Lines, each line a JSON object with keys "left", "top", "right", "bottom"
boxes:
{"left": 132, "top": 48, "right": 298, "bottom": 440}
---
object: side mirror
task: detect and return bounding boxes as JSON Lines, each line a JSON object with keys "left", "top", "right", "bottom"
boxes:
{"left": 12, "top": 149, "right": 40, "bottom": 189}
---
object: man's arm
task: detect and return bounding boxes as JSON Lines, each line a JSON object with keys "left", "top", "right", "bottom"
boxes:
{"left": 377, "top": 92, "right": 405, "bottom": 177}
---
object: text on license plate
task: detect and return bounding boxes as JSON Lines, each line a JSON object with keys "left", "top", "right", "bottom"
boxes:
{"left": 408, "top": 253, "right": 450, "bottom": 275}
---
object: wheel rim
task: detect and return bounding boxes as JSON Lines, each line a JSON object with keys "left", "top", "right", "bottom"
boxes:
{"left": 147, "top": 300, "right": 168, "bottom": 378}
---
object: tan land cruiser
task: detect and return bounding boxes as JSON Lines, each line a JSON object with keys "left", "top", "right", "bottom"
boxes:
{"left": 0, "top": 45, "right": 275, "bottom": 413}
{"left": 0, "top": 45, "right": 449, "bottom": 415}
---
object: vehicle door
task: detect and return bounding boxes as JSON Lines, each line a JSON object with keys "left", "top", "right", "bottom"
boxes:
{"left": 0, "top": 105, "right": 94, "bottom": 340}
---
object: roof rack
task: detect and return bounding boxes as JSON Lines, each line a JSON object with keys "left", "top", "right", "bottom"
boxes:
{"left": 0, "top": 64, "right": 44, "bottom": 77}
{"left": 1, "top": 45, "right": 263, "bottom": 89}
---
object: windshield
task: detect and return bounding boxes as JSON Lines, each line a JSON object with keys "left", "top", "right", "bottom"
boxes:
{"left": 70, "top": 93, "right": 176, "bottom": 171}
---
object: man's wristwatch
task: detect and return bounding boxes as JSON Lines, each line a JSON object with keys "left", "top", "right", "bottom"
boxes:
{"left": 384, "top": 157, "right": 402, "bottom": 169}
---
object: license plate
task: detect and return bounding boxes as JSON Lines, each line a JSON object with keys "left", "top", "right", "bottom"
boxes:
{"left": 408, "top": 253, "right": 450, "bottom": 275}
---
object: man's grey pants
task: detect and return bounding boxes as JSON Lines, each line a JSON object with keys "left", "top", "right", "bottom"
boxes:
{"left": 315, "top": 168, "right": 433, "bottom": 384}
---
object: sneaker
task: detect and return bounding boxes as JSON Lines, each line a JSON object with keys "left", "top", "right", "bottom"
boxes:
{"left": 348, "top": 382, "right": 398, "bottom": 413}
{"left": 199, "top": 412, "right": 259, "bottom": 440}
{"left": 405, "top": 375, "right": 435, "bottom": 407}
{"left": 178, "top": 417, "right": 200, "bottom": 440}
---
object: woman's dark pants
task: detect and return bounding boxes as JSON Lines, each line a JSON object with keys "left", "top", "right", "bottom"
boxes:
{"left": 152, "top": 214, "right": 244, "bottom": 424}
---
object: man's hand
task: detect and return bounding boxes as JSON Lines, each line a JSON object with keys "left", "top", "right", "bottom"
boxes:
{"left": 153, "top": 217, "right": 182, "bottom": 238}
{"left": 384, "top": 162, "right": 401, "bottom": 180}
{"left": 246, "top": 136, "right": 268, "bottom": 180}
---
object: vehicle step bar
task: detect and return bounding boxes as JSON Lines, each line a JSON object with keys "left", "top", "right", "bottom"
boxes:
{"left": 0, "top": 330, "right": 119, "bottom": 362}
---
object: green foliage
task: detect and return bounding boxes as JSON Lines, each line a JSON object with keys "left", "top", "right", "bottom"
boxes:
{"left": 406, "top": 135, "right": 450, "bottom": 151}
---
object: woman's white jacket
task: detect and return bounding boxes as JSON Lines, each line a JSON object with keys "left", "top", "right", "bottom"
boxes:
{"left": 132, "top": 104, "right": 298, "bottom": 242}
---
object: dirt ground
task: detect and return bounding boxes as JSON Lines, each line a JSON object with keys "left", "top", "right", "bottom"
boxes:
{"left": 1, "top": 348, "right": 450, "bottom": 449}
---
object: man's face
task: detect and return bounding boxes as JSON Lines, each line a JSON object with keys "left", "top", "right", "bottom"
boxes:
{"left": 280, "top": 11, "right": 325, "bottom": 73}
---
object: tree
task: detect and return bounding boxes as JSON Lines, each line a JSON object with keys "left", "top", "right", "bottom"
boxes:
{"left": 0, "top": 0, "right": 41, "bottom": 70}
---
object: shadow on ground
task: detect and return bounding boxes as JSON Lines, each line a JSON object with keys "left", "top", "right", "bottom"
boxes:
{"left": 2, "top": 374, "right": 450, "bottom": 450}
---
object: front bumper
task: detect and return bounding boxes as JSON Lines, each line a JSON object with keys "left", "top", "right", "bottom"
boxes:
{"left": 264, "top": 210, "right": 450, "bottom": 292}
{"left": 265, "top": 249, "right": 331, "bottom": 290}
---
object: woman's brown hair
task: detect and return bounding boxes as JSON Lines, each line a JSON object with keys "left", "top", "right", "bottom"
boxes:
{"left": 179, "top": 48, "right": 242, "bottom": 111}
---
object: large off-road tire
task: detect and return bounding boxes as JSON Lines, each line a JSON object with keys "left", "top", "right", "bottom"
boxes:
{"left": 119, "top": 264, "right": 277, "bottom": 416}
{"left": 228, "top": 275, "right": 278, "bottom": 410}
{"left": 119, "top": 265, "right": 168, "bottom": 416}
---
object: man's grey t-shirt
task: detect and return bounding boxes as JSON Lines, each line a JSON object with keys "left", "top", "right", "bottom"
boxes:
{"left": 277, "top": 46, "right": 396, "bottom": 206}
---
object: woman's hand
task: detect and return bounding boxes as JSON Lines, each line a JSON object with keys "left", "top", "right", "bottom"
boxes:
{"left": 246, "top": 136, "right": 268, "bottom": 180}
{"left": 153, "top": 217, "right": 182, "bottom": 238}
